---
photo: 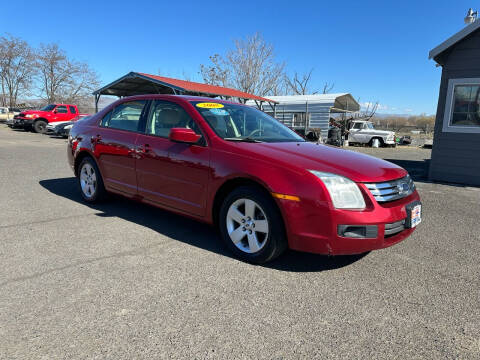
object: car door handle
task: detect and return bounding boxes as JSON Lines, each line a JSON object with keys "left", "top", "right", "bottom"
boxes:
{"left": 137, "top": 144, "right": 150, "bottom": 153}
{"left": 92, "top": 134, "right": 102, "bottom": 143}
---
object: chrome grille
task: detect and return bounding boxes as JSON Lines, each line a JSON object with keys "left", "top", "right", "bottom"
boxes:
{"left": 364, "top": 175, "right": 415, "bottom": 203}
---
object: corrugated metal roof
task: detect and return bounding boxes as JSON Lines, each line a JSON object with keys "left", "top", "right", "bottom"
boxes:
{"left": 256, "top": 94, "right": 349, "bottom": 104}
{"left": 429, "top": 20, "right": 480, "bottom": 62}
{"left": 93, "top": 72, "right": 276, "bottom": 103}
{"left": 246, "top": 93, "right": 360, "bottom": 112}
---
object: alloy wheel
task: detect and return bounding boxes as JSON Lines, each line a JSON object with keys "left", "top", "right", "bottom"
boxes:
{"left": 80, "top": 163, "right": 97, "bottom": 199}
{"left": 226, "top": 198, "right": 269, "bottom": 254}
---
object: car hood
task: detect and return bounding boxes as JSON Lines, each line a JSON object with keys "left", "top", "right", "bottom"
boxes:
{"left": 21, "top": 110, "right": 49, "bottom": 116}
{"left": 244, "top": 142, "right": 406, "bottom": 183}
{"left": 51, "top": 120, "right": 72, "bottom": 127}
{"left": 366, "top": 129, "right": 394, "bottom": 136}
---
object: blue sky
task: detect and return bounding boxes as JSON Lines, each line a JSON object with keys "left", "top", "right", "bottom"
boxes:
{"left": 0, "top": 1, "right": 476, "bottom": 114}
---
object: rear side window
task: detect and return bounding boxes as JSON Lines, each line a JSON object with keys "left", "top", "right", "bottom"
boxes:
{"left": 69, "top": 106, "right": 77, "bottom": 114}
{"left": 101, "top": 100, "right": 147, "bottom": 132}
{"left": 56, "top": 105, "right": 68, "bottom": 113}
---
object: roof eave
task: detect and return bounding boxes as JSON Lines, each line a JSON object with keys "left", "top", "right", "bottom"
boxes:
{"left": 429, "top": 20, "right": 480, "bottom": 62}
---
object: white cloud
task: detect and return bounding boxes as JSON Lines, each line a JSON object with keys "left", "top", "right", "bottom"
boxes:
{"left": 360, "top": 103, "right": 417, "bottom": 114}
{"left": 360, "top": 102, "right": 389, "bottom": 111}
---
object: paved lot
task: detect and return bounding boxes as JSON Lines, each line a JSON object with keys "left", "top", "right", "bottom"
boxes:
{"left": 0, "top": 125, "right": 479, "bottom": 359}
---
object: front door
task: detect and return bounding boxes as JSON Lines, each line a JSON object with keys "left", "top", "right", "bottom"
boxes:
{"left": 93, "top": 100, "right": 148, "bottom": 196}
{"left": 349, "top": 122, "right": 364, "bottom": 143}
{"left": 135, "top": 100, "right": 210, "bottom": 217}
{"left": 51, "top": 105, "right": 71, "bottom": 123}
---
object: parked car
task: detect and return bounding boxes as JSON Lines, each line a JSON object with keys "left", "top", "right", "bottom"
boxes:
{"left": 46, "top": 115, "right": 90, "bottom": 137}
{"left": 68, "top": 95, "right": 421, "bottom": 264}
{"left": 13, "top": 104, "right": 86, "bottom": 133}
{"left": 0, "top": 107, "right": 21, "bottom": 123}
{"left": 348, "top": 120, "right": 396, "bottom": 147}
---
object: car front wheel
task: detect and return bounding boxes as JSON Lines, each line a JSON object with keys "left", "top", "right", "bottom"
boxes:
{"left": 219, "top": 186, "right": 287, "bottom": 264}
{"left": 33, "top": 120, "right": 47, "bottom": 134}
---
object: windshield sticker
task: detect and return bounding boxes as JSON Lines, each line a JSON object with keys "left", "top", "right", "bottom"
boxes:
{"left": 208, "top": 108, "right": 229, "bottom": 116}
{"left": 196, "top": 102, "right": 224, "bottom": 109}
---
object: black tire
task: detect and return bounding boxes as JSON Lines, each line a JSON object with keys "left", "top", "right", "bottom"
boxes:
{"left": 218, "top": 186, "right": 287, "bottom": 264}
{"left": 77, "top": 157, "right": 107, "bottom": 203}
{"left": 33, "top": 120, "right": 47, "bottom": 134}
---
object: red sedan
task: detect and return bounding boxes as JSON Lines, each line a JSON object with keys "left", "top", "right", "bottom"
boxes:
{"left": 67, "top": 95, "right": 421, "bottom": 263}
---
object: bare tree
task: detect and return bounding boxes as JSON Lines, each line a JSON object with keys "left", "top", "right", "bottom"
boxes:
{"left": 285, "top": 69, "right": 317, "bottom": 95}
{"left": 200, "top": 54, "right": 230, "bottom": 87}
{"left": 322, "top": 82, "right": 334, "bottom": 94}
{"left": 200, "top": 33, "right": 285, "bottom": 97}
{"left": 361, "top": 101, "right": 379, "bottom": 119}
{"left": 36, "top": 43, "right": 99, "bottom": 105}
{"left": 0, "top": 34, "right": 36, "bottom": 107}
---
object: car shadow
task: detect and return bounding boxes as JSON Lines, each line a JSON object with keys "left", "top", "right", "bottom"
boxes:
{"left": 39, "top": 177, "right": 367, "bottom": 272}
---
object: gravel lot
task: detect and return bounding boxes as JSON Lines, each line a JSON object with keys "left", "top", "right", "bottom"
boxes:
{"left": 0, "top": 125, "right": 479, "bottom": 359}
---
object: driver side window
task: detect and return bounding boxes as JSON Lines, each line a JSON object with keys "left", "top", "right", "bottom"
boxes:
{"left": 146, "top": 101, "right": 201, "bottom": 138}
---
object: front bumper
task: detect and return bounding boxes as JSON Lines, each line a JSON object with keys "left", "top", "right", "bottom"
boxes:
{"left": 279, "top": 189, "right": 421, "bottom": 255}
{"left": 11, "top": 117, "right": 34, "bottom": 128}
{"left": 45, "top": 124, "right": 57, "bottom": 134}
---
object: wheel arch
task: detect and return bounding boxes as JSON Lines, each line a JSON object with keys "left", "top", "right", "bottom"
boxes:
{"left": 74, "top": 150, "right": 100, "bottom": 177}
{"left": 369, "top": 136, "right": 385, "bottom": 145}
{"left": 211, "top": 177, "right": 280, "bottom": 227}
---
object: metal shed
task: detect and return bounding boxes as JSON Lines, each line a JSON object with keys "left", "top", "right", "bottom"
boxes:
{"left": 247, "top": 94, "right": 359, "bottom": 137}
{"left": 429, "top": 18, "right": 480, "bottom": 186}
{"left": 93, "top": 72, "right": 276, "bottom": 112}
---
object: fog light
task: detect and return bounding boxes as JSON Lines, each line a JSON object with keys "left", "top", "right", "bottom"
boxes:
{"left": 338, "top": 225, "right": 378, "bottom": 239}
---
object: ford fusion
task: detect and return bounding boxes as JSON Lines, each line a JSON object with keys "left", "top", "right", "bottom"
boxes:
{"left": 67, "top": 95, "right": 421, "bottom": 263}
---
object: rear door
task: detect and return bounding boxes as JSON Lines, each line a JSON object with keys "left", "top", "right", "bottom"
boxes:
{"left": 135, "top": 99, "right": 210, "bottom": 216}
{"left": 93, "top": 100, "right": 148, "bottom": 196}
{"left": 68, "top": 105, "right": 78, "bottom": 118}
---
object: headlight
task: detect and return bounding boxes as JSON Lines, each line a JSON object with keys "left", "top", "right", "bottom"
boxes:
{"left": 64, "top": 124, "right": 73, "bottom": 129}
{"left": 309, "top": 171, "right": 366, "bottom": 209}
{"left": 25, "top": 114, "right": 36, "bottom": 118}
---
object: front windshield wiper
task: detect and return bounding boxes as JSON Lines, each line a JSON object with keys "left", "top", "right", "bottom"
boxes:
{"left": 224, "top": 137, "right": 264, "bottom": 143}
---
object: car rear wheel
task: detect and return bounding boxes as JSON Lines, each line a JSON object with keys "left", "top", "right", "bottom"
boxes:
{"left": 78, "top": 157, "right": 106, "bottom": 203}
{"left": 33, "top": 120, "right": 47, "bottom": 134}
{"left": 219, "top": 186, "right": 287, "bottom": 264}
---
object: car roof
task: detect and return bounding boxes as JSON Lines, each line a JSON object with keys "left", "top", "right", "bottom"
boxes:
{"left": 117, "top": 94, "right": 247, "bottom": 106}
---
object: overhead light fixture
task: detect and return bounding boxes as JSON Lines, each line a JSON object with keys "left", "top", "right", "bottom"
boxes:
{"left": 464, "top": 8, "right": 478, "bottom": 24}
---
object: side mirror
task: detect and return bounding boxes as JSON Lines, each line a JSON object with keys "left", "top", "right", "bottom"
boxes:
{"left": 169, "top": 128, "right": 201, "bottom": 144}
{"left": 53, "top": 109, "right": 58, "bottom": 114}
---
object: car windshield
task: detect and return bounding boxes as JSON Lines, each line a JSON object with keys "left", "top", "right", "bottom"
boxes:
{"left": 191, "top": 101, "right": 305, "bottom": 143}
{"left": 41, "top": 104, "right": 56, "bottom": 111}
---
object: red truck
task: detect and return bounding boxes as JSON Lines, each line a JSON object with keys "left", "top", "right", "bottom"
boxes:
{"left": 13, "top": 104, "right": 86, "bottom": 134}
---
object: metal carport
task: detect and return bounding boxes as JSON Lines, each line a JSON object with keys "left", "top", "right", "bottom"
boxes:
{"left": 93, "top": 72, "right": 277, "bottom": 112}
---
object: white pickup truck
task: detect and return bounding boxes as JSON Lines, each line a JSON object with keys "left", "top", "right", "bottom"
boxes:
{"left": 347, "top": 120, "right": 396, "bottom": 147}
{"left": 0, "top": 107, "right": 21, "bottom": 123}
